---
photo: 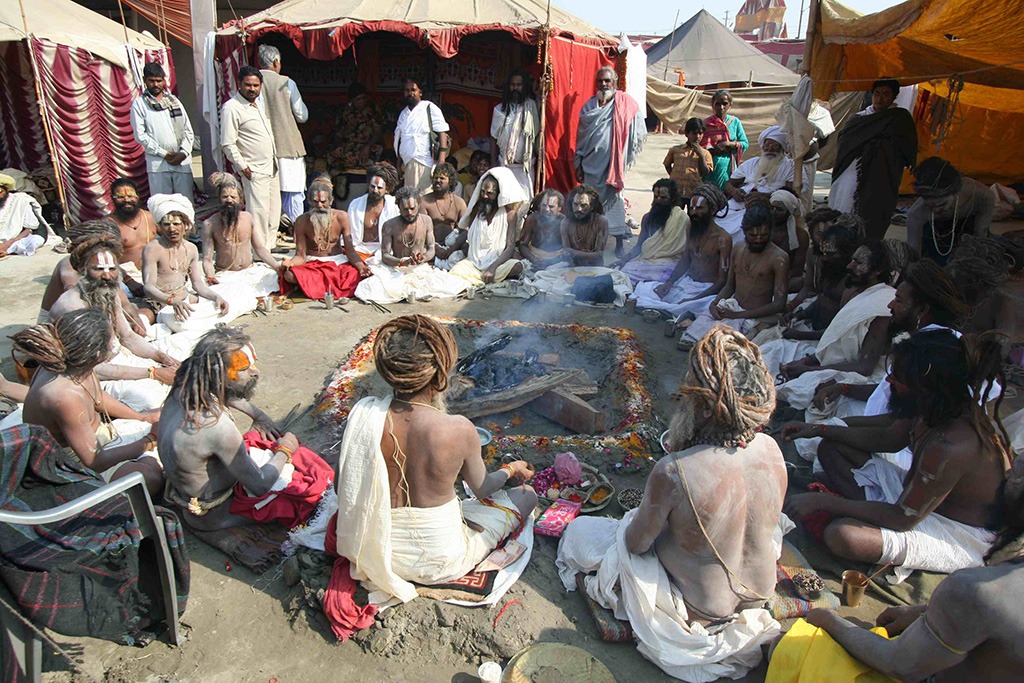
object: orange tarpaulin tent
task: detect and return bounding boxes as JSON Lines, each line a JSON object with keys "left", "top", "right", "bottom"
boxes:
{"left": 806, "top": 0, "right": 1024, "bottom": 185}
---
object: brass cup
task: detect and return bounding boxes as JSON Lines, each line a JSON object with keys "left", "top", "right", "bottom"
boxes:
{"left": 841, "top": 570, "right": 869, "bottom": 607}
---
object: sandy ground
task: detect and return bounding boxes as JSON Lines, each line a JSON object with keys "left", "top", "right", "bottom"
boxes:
{"left": 3, "top": 133, "right": 1022, "bottom": 683}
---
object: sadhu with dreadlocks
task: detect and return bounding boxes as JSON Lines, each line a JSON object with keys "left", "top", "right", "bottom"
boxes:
{"left": 280, "top": 176, "right": 366, "bottom": 299}
{"left": 945, "top": 235, "right": 1016, "bottom": 343}
{"left": 631, "top": 182, "right": 733, "bottom": 323}
{"left": 334, "top": 315, "right": 537, "bottom": 604}
{"left": 13, "top": 309, "right": 164, "bottom": 494}
{"left": 558, "top": 326, "right": 785, "bottom": 677}
{"left": 48, "top": 233, "right": 180, "bottom": 409}
{"left": 159, "top": 326, "right": 332, "bottom": 531}
{"left": 786, "top": 329, "right": 1010, "bottom": 582}
{"left": 342, "top": 162, "right": 400, "bottom": 267}
{"left": 200, "top": 172, "right": 282, "bottom": 289}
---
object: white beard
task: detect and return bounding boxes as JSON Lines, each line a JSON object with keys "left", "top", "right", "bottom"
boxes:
{"left": 597, "top": 89, "right": 614, "bottom": 105}
{"left": 753, "top": 153, "right": 785, "bottom": 187}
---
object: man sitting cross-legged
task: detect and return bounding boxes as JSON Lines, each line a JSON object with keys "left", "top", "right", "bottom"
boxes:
{"left": 613, "top": 178, "right": 690, "bottom": 285}
{"left": 200, "top": 172, "right": 282, "bottom": 302}
{"left": 344, "top": 163, "right": 401, "bottom": 265}
{"left": 761, "top": 240, "right": 895, "bottom": 410}
{"left": 280, "top": 176, "right": 365, "bottom": 300}
{"left": 517, "top": 189, "right": 566, "bottom": 270}
{"left": 768, "top": 190, "right": 809, "bottom": 283}
{"left": 784, "top": 329, "right": 1009, "bottom": 583}
{"left": 159, "top": 327, "right": 332, "bottom": 532}
{"left": 680, "top": 203, "right": 789, "bottom": 346}
{"left": 142, "top": 194, "right": 230, "bottom": 334}
{"left": 335, "top": 315, "right": 538, "bottom": 604}
{"left": 783, "top": 217, "right": 860, "bottom": 333}
{"left": 106, "top": 178, "right": 158, "bottom": 303}
{"left": 560, "top": 185, "right": 608, "bottom": 267}
{"left": 557, "top": 326, "right": 786, "bottom": 681}
{"left": 630, "top": 183, "right": 732, "bottom": 319}
{"left": 49, "top": 235, "right": 181, "bottom": 412}
{"left": 450, "top": 167, "right": 529, "bottom": 285}
{"left": 12, "top": 310, "right": 164, "bottom": 494}
{"left": 771, "top": 459, "right": 1024, "bottom": 682}
{"left": 421, "top": 163, "right": 468, "bottom": 270}
{"left": 354, "top": 188, "right": 467, "bottom": 304}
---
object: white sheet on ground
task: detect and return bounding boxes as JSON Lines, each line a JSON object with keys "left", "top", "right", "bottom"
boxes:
{"left": 212, "top": 263, "right": 279, "bottom": 298}
{"left": 631, "top": 276, "right": 715, "bottom": 319}
{"left": 555, "top": 511, "right": 783, "bottom": 682}
{"left": 354, "top": 261, "right": 467, "bottom": 304}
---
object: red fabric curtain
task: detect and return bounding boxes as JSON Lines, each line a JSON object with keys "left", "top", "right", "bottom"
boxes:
{"left": 0, "top": 42, "right": 49, "bottom": 173}
{"left": 543, "top": 37, "right": 613, "bottom": 193}
{"left": 28, "top": 40, "right": 175, "bottom": 222}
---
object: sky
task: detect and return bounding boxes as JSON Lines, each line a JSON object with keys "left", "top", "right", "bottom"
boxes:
{"left": 553, "top": 0, "right": 905, "bottom": 39}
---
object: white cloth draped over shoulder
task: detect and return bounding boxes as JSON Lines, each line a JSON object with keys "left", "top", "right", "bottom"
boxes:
{"left": 772, "top": 282, "right": 895, "bottom": 409}
{"left": 454, "top": 167, "right": 529, "bottom": 273}
{"left": 346, "top": 194, "right": 398, "bottom": 257}
{"left": 556, "top": 511, "right": 782, "bottom": 682}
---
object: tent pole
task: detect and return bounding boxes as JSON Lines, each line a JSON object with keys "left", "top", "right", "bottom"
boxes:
{"left": 662, "top": 9, "right": 680, "bottom": 81}
{"left": 801, "top": 0, "right": 819, "bottom": 76}
{"left": 17, "top": 1, "right": 71, "bottom": 230}
{"left": 535, "top": 0, "right": 553, "bottom": 193}
{"left": 115, "top": 0, "right": 132, "bottom": 45}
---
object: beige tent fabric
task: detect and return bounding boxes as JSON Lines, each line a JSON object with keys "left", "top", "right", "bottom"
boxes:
{"left": 229, "top": 0, "right": 613, "bottom": 41}
{"left": 0, "top": 0, "right": 162, "bottom": 69}
{"left": 647, "top": 76, "right": 862, "bottom": 171}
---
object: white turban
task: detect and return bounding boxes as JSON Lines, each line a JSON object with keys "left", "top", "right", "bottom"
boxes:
{"left": 770, "top": 190, "right": 801, "bottom": 251}
{"left": 758, "top": 125, "right": 788, "bottom": 152}
{"left": 460, "top": 167, "right": 530, "bottom": 229}
{"left": 148, "top": 193, "right": 195, "bottom": 225}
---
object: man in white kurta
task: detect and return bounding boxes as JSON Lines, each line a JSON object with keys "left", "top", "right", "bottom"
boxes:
{"left": 490, "top": 71, "right": 539, "bottom": 199}
{"left": 394, "top": 79, "right": 449, "bottom": 193}
{"left": 221, "top": 66, "right": 281, "bottom": 250}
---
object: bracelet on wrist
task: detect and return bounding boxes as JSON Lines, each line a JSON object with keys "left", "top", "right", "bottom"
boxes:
{"left": 275, "top": 445, "right": 294, "bottom": 464}
{"left": 148, "top": 367, "right": 156, "bottom": 381}
{"left": 143, "top": 434, "right": 158, "bottom": 452}
{"left": 500, "top": 464, "right": 516, "bottom": 480}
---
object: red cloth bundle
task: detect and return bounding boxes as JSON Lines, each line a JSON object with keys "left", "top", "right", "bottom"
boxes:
{"left": 279, "top": 260, "right": 362, "bottom": 299}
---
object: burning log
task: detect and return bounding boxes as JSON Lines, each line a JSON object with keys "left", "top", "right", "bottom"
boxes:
{"left": 447, "top": 368, "right": 579, "bottom": 419}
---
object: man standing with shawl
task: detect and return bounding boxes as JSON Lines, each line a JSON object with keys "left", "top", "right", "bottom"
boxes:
{"left": 130, "top": 62, "right": 195, "bottom": 197}
{"left": 828, "top": 78, "right": 917, "bottom": 240}
{"left": 490, "top": 70, "right": 539, "bottom": 199}
{"left": 574, "top": 66, "right": 646, "bottom": 259}
{"left": 701, "top": 89, "right": 748, "bottom": 189}
{"left": 335, "top": 315, "right": 537, "bottom": 605}
{"left": 558, "top": 326, "right": 786, "bottom": 681}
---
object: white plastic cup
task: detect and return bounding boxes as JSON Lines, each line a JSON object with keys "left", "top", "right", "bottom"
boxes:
{"left": 477, "top": 661, "right": 502, "bottom": 683}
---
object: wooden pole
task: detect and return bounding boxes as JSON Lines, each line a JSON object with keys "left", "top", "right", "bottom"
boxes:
{"left": 801, "top": 0, "right": 820, "bottom": 77}
{"left": 534, "top": 0, "right": 553, "bottom": 193}
{"left": 17, "top": 0, "right": 71, "bottom": 230}
{"left": 662, "top": 9, "right": 680, "bottom": 81}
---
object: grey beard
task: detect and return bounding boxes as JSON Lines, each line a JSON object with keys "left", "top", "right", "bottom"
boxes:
{"left": 597, "top": 89, "right": 614, "bottom": 105}
{"left": 754, "top": 153, "right": 785, "bottom": 183}
{"left": 78, "top": 278, "right": 119, "bottom": 319}
{"left": 310, "top": 209, "right": 332, "bottom": 250}
{"left": 226, "top": 377, "right": 258, "bottom": 401}
{"left": 477, "top": 199, "right": 497, "bottom": 218}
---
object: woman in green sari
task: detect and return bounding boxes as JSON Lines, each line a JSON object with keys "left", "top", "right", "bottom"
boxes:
{"left": 701, "top": 89, "right": 748, "bottom": 189}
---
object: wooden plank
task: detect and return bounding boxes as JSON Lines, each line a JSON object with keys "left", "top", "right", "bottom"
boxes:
{"left": 447, "top": 369, "right": 577, "bottom": 419}
{"left": 528, "top": 387, "right": 605, "bottom": 434}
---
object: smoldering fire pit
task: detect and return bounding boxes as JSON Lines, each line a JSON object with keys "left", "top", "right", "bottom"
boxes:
{"left": 316, "top": 318, "right": 662, "bottom": 464}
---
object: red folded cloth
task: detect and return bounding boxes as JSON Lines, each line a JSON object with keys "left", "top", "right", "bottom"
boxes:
{"left": 322, "top": 512, "right": 378, "bottom": 641}
{"left": 801, "top": 481, "right": 840, "bottom": 543}
{"left": 279, "top": 260, "right": 362, "bottom": 299}
{"left": 229, "top": 431, "right": 333, "bottom": 530}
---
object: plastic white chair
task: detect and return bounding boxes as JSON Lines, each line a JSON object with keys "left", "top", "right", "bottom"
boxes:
{"left": 0, "top": 471, "right": 181, "bottom": 682}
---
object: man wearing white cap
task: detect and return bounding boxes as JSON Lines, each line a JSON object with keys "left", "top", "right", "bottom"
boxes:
{"left": 715, "top": 126, "right": 810, "bottom": 242}
{"left": 141, "top": 193, "right": 229, "bottom": 334}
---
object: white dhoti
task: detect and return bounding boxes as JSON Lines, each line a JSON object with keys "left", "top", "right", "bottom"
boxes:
{"left": 241, "top": 172, "right": 282, "bottom": 249}
{"left": 631, "top": 277, "right": 716, "bottom": 319}
{"left": 100, "top": 349, "right": 171, "bottom": 412}
{"left": 433, "top": 229, "right": 466, "bottom": 270}
{"left": 858, "top": 457, "right": 996, "bottom": 583}
{"left": 157, "top": 280, "right": 255, "bottom": 334}
{"left": 278, "top": 156, "right": 306, "bottom": 221}
{"left": 556, "top": 512, "right": 780, "bottom": 682}
{"left": 354, "top": 262, "right": 468, "bottom": 304}
{"left": 391, "top": 492, "right": 521, "bottom": 585}
{"left": 212, "top": 264, "right": 279, "bottom": 298}
{"left": 758, "top": 338, "right": 818, "bottom": 379}
{"left": 683, "top": 300, "right": 774, "bottom": 342}
{"left": 527, "top": 264, "right": 634, "bottom": 307}
{"left": 5, "top": 234, "right": 44, "bottom": 256}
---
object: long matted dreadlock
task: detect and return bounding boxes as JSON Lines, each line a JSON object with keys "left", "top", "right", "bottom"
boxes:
{"left": 171, "top": 326, "right": 251, "bottom": 427}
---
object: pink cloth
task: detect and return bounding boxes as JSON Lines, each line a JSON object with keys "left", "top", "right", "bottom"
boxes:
{"left": 323, "top": 512, "right": 378, "bottom": 641}
{"left": 229, "top": 432, "right": 334, "bottom": 529}
{"left": 606, "top": 90, "right": 640, "bottom": 192}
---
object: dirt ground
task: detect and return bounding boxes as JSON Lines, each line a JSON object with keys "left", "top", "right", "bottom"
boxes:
{"left": 3, "top": 133, "right": 1023, "bottom": 683}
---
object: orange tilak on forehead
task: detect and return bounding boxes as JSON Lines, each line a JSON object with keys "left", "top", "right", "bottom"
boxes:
{"left": 226, "top": 344, "right": 256, "bottom": 380}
